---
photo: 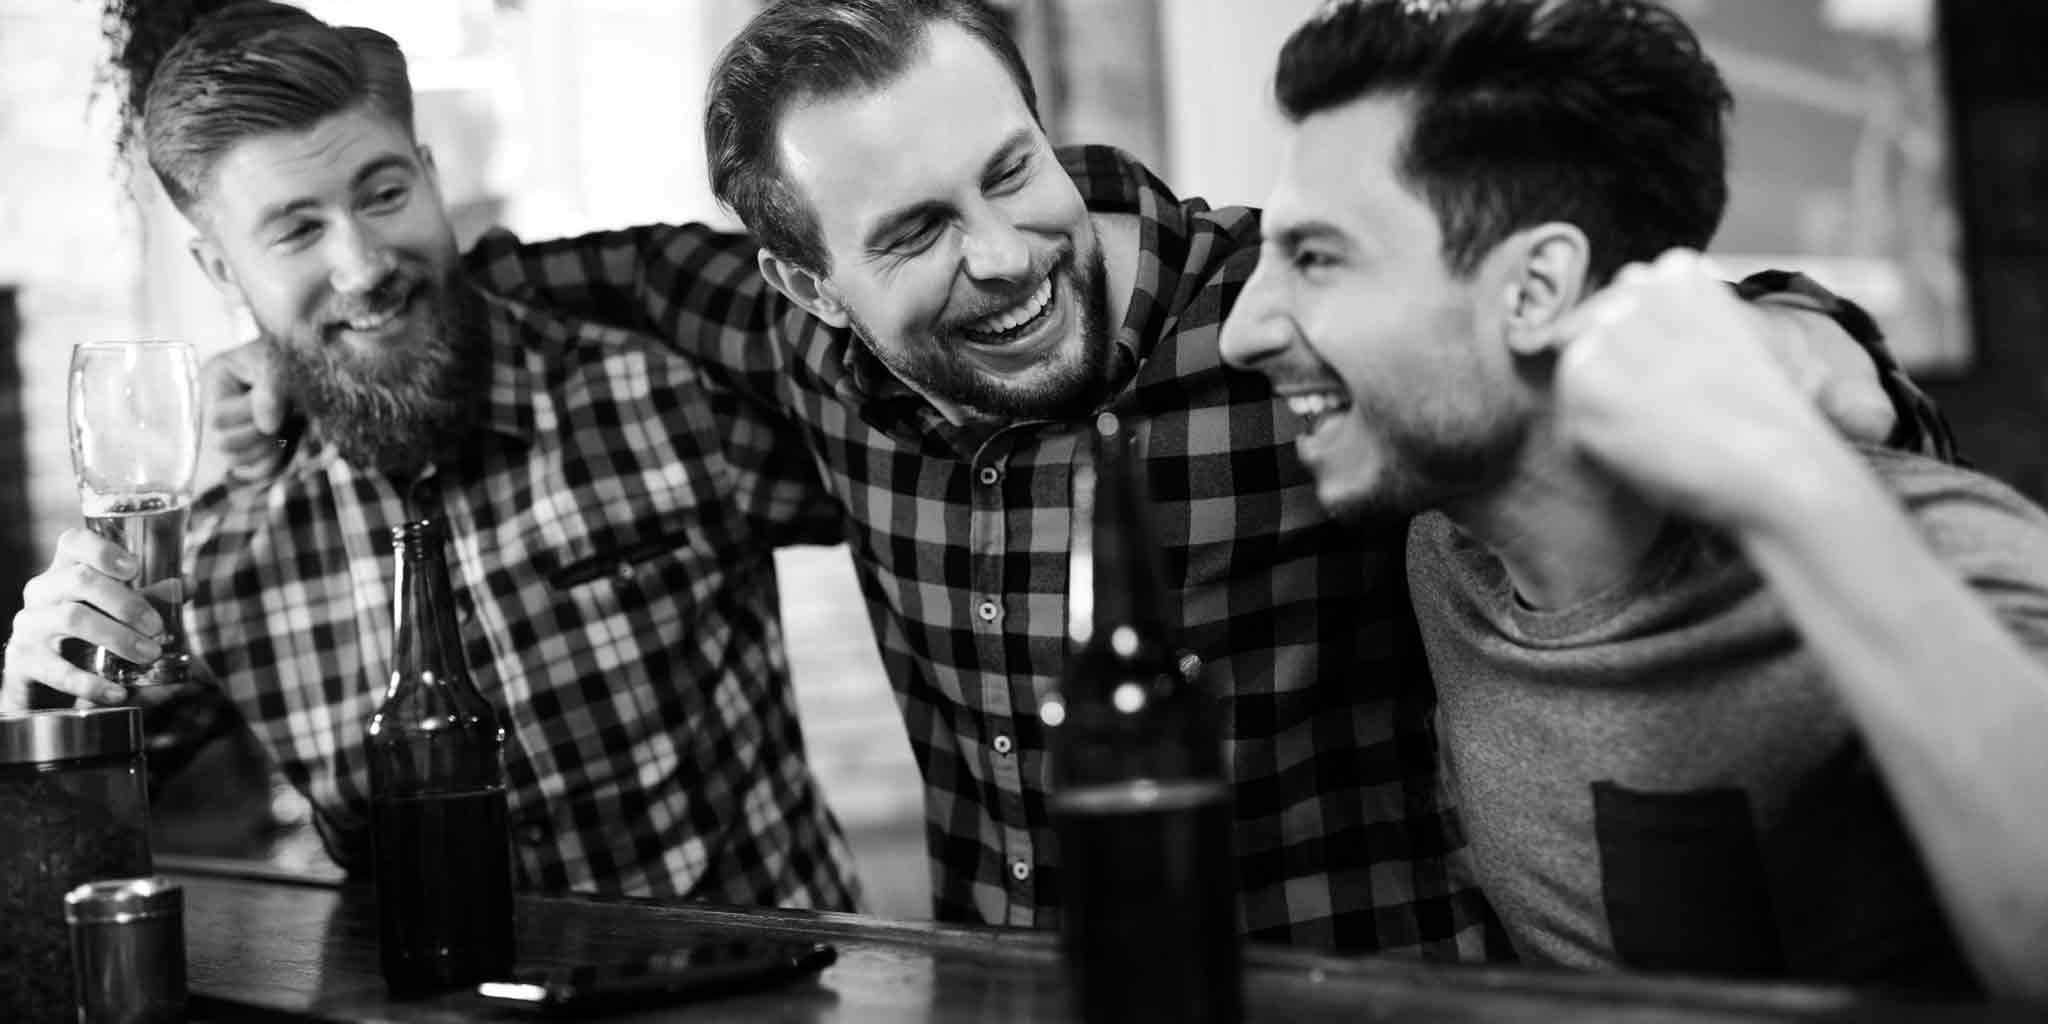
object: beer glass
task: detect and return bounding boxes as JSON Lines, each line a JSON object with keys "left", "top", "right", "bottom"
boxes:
{"left": 67, "top": 341, "right": 201, "bottom": 687}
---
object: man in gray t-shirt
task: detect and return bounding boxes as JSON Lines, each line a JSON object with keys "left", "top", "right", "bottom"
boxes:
{"left": 1221, "top": 0, "right": 2048, "bottom": 998}
{"left": 1410, "top": 446, "right": 2048, "bottom": 985}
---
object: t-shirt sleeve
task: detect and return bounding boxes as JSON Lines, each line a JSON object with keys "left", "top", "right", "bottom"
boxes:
{"left": 1869, "top": 448, "right": 2048, "bottom": 654}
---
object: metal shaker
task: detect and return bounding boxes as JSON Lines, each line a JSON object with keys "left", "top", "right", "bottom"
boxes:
{"left": 63, "top": 876, "right": 186, "bottom": 1024}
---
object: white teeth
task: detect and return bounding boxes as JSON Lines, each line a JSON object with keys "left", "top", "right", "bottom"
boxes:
{"left": 1284, "top": 392, "right": 1350, "bottom": 420}
{"left": 966, "top": 275, "right": 1053, "bottom": 336}
{"left": 344, "top": 310, "right": 395, "bottom": 332}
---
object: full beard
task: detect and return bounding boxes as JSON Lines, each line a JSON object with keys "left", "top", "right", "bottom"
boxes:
{"left": 851, "top": 245, "right": 1116, "bottom": 424}
{"left": 267, "top": 277, "right": 488, "bottom": 479}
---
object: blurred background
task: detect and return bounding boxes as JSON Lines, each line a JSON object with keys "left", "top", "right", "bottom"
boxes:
{"left": 1, "top": 0, "right": 2042, "bottom": 921}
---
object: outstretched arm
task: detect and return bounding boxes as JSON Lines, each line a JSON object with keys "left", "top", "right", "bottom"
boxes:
{"left": 1542, "top": 251, "right": 2048, "bottom": 998}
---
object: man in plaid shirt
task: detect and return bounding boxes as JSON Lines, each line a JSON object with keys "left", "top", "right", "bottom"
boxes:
{"left": 3, "top": 2, "right": 857, "bottom": 910}
{"left": 194, "top": 0, "right": 1937, "bottom": 956}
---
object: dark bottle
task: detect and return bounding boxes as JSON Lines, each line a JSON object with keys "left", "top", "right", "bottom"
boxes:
{"left": 1048, "top": 412, "right": 1241, "bottom": 1024}
{"left": 366, "top": 519, "right": 516, "bottom": 996}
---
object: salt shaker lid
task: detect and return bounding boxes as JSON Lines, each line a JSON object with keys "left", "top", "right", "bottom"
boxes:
{"left": 64, "top": 876, "right": 182, "bottom": 924}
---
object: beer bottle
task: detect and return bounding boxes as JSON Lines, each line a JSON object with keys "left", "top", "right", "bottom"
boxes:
{"left": 366, "top": 519, "right": 516, "bottom": 995}
{"left": 1048, "top": 412, "right": 1241, "bottom": 1023}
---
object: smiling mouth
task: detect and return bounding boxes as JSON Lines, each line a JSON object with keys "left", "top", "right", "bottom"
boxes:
{"left": 958, "top": 273, "right": 1056, "bottom": 347}
{"left": 327, "top": 285, "right": 420, "bottom": 339}
{"left": 1281, "top": 389, "right": 1352, "bottom": 436}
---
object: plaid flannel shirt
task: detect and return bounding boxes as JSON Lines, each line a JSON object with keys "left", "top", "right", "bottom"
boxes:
{"left": 470, "top": 146, "right": 1494, "bottom": 957}
{"left": 467, "top": 145, "right": 1955, "bottom": 957}
{"left": 162, "top": 287, "right": 858, "bottom": 910}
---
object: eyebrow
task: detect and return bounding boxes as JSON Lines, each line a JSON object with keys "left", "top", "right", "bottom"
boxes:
{"left": 252, "top": 153, "right": 417, "bottom": 231}
{"left": 1264, "top": 220, "right": 1349, "bottom": 251}
{"left": 861, "top": 128, "right": 1037, "bottom": 253}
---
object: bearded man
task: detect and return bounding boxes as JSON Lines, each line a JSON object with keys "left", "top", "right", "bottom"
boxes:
{"left": 1, "top": 1, "right": 859, "bottom": 911}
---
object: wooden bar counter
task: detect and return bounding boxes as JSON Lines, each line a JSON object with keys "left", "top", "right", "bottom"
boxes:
{"left": 169, "top": 860, "right": 2041, "bottom": 1022}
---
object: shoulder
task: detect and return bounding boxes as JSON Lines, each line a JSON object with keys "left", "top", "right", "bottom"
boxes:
{"left": 1057, "top": 143, "right": 1261, "bottom": 251}
{"left": 1863, "top": 447, "right": 2048, "bottom": 546}
{"left": 1861, "top": 447, "right": 2048, "bottom": 639}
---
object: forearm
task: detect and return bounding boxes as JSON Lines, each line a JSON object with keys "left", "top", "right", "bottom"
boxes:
{"left": 1738, "top": 446, "right": 2048, "bottom": 997}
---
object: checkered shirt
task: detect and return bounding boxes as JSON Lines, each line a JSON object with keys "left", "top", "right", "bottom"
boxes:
{"left": 467, "top": 145, "right": 1497, "bottom": 958}
{"left": 158, "top": 287, "right": 859, "bottom": 911}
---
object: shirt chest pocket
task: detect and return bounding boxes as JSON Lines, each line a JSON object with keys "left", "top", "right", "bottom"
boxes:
{"left": 510, "top": 469, "right": 735, "bottom": 630}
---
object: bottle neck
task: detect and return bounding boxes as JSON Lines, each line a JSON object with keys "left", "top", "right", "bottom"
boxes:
{"left": 1068, "top": 416, "right": 1178, "bottom": 672}
{"left": 390, "top": 527, "right": 467, "bottom": 692}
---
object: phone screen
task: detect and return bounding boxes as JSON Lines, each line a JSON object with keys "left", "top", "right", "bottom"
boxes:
{"left": 477, "top": 940, "right": 837, "bottom": 1016}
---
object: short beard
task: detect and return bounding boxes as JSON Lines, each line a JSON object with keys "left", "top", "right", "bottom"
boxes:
{"left": 1328, "top": 409, "right": 1531, "bottom": 527}
{"left": 850, "top": 245, "right": 1115, "bottom": 424}
{"left": 268, "top": 278, "right": 487, "bottom": 478}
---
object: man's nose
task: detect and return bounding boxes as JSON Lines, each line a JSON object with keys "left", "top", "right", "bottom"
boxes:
{"left": 327, "top": 217, "right": 395, "bottom": 296}
{"left": 959, "top": 210, "right": 1032, "bottom": 283}
{"left": 1219, "top": 261, "right": 1292, "bottom": 370}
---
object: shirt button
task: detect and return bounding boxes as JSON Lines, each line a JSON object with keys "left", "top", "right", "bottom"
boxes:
{"left": 1010, "top": 860, "right": 1032, "bottom": 882}
{"left": 614, "top": 561, "right": 636, "bottom": 583}
{"left": 976, "top": 599, "right": 1000, "bottom": 623}
{"left": 977, "top": 466, "right": 1001, "bottom": 486}
{"left": 992, "top": 734, "right": 1014, "bottom": 756}
{"left": 515, "top": 821, "right": 548, "bottom": 847}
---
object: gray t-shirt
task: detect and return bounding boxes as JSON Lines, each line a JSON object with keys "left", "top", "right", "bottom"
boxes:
{"left": 1409, "top": 448, "right": 2048, "bottom": 989}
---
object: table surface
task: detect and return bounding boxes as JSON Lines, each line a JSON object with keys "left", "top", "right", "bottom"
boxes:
{"left": 168, "top": 858, "right": 2042, "bottom": 1023}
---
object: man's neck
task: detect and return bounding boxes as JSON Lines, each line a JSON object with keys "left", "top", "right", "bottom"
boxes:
{"left": 1095, "top": 210, "right": 1140, "bottom": 338}
{"left": 1443, "top": 423, "right": 1672, "bottom": 612}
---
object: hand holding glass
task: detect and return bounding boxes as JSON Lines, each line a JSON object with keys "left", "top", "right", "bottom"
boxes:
{"left": 68, "top": 341, "right": 201, "bottom": 687}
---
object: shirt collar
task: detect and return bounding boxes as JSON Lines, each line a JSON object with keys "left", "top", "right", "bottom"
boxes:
{"left": 471, "top": 285, "right": 544, "bottom": 445}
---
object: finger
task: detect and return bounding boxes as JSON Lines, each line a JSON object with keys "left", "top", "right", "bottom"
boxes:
{"left": 1, "top": 635, "right": 129, "bottom": 707}
{"left": 53, "top": 527, "right": 144, "bottom": 583}
{"left": 215, "top": 420, "right": 275, "bottom": 458}
{"left": 244, "top": 344, "right": 285, "bottom": 435}
{"left": 207, "top": 389, "right": 258, "bottom": 436}
{"left": 25, "top": 590, "right": 165, "bottom": 664}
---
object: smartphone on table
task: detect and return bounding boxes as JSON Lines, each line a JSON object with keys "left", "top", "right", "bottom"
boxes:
{"left": 476, "top": 939, "right": 837, "bottom": 1016}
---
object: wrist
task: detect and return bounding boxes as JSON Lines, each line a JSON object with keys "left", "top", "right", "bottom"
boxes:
{"left": 1729, "top": 434, "right": 1885, "bottom": 543}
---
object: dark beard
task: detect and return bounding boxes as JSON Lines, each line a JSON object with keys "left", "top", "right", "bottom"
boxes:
{"left": 851, "top": 246, "right": 1116, "bottom": 424}
{"left": 269, "top": 278, "right": 487, "bottom": 478}
{"left": 1333, "top": 412, "right": 1530, "bottom": 527}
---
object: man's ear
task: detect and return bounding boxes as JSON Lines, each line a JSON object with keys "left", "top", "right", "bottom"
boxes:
{"left": 187, "top": 235, "right": 246, "bottom": 306}
{"left": 1498, "top": 223, "right": 1590, "bottom": 356}
{"left": 757, "top": 249, "right": 850, "bottom": 329}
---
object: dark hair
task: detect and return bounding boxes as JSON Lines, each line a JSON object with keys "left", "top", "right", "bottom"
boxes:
{"left": 705, "top": 0, "right": 1038, "bottom": 273}
{"left": 109, "top": 0, "right": 414, "bottom": 214}
{"left": 1274, "top": 0, "right": 1731, "bottom": 284}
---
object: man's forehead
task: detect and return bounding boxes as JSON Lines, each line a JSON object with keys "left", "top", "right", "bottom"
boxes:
{"left": 205, "top": 111, "right": 415, "bottom": 210}
{"left": 773, "top": 28, "right": 1036, "bottom": 229}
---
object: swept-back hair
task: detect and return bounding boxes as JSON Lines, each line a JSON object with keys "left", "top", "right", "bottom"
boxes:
{"left": 704, "top": 0, "right": 1037, "bottom": 273}
{"left": 1274, "top": 0, "right": 1732, "bottom": 283}
{"left": 104, "top": 0, "right": 413, "bottom": 215}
